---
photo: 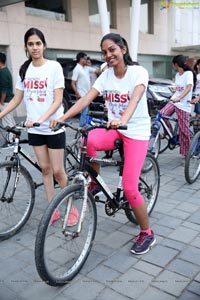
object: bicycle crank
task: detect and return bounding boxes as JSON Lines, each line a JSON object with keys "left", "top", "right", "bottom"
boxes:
{"left": 105, "top": 200, "right": 119, "bottom": 216}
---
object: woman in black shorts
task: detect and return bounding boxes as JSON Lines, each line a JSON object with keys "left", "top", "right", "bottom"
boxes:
{"left": 0, "top": 28, "right": 78, "bottom": 225}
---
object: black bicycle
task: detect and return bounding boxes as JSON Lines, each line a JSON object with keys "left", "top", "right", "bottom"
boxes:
{"left": 0, "top": 122, "right": 76, "bottom": 240}
{"left": 35, "top": 120, "right": 160, "bottom": 286}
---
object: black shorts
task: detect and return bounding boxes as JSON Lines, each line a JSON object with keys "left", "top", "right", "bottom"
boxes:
{"left": 28, "top": 132, "right": 66, "bottom": 149}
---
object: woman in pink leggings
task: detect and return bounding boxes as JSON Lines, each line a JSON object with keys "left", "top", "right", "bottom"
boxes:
{"left": 50, "top": 33, "right": 155, "bottom": 255}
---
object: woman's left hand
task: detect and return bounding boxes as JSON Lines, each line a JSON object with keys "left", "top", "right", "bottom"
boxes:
{"left": 107, "top": 119, "right": 124, "bottom": 129}
{"left": 171, "top": 97, "right": 180, "bottom": 103}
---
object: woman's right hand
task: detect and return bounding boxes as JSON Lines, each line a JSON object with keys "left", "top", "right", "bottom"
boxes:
{"left": 49, "top": 119, "right": 60, "bottom": 128}
{"left": 191, "top": 96, "right": 200, "bottom": 104}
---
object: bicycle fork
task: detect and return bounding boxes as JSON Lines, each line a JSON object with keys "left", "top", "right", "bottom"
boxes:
{"left": 1, "top": 160, "right": 20, "bottom": 203}
{"left": 62, "top": 173, "right": 89, "bottom": 237}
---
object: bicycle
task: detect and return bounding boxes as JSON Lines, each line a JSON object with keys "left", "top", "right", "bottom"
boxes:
{"left": 185, "top": 128, "right": 200, "bottom": 183}
{"left": 148, "top": 111, "right": 195, "bottom": 158}
{"left": 0, "top": 122, "right": 76, "bottom": 240}
{"left": 0, "top": 122, "right": 47, "bottom": 240}
{"left": 35, "top": 120, "right": 160, "bottom": 286}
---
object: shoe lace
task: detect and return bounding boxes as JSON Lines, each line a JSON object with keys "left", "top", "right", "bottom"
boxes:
{"left": 135, "top": 232, "right": 148, "bottom": 245}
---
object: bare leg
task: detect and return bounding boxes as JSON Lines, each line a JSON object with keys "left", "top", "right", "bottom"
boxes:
{"left": 48, "top": 148, "right": 67, "bottom": 189}
{"left": 90, "top": 162, "right": 100, "bottom": 175}
{"left": 132, "top": 203, "right": 149, "bottom": 230}
{"left": 33, "top": 145, "right": 55, "bottom": 202}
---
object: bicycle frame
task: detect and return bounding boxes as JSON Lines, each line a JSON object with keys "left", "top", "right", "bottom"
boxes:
{"left": 62, "top": 128, "right": 126, "bottom": 235}
{"left": 155, "top": 112, "right": 179, "bottom": 139}
{"left": 0, "top": 125, "right": 44, "bottom": 189}
{"left": 150, "top": 112, "right": 179, "bottom": 154}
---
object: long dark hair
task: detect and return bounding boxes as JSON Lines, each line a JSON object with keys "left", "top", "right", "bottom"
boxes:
{"left": 194, "top": 58, "right": 200, "bottom": 74}
{"left": 19, "top": 27, "right": 47, "bottom": 81}
{"left": 100, "top": 33, "right": 138, "bottom": 66}
{"left": 172, "top": 55, "right": 196, "bottom": 91}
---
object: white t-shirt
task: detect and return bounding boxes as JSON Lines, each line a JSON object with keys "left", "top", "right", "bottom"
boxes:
{"left": 71, "top": 63, "right": 91, "bottom": 97}
{"left": 93, "top": 65, "right": 150, "bottom": 140}
{"left": 195, "top": 73, "right": 200, "bottom": 96}
{"left": 16, "top": 60, "right": 65, "bottom": 135}
{"left": 171, "top": 70, "right": 193, "bottom": 113}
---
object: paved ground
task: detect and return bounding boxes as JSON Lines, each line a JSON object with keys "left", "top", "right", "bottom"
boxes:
{"left": 0, "top": 118, "right": 200, "bottom": 300}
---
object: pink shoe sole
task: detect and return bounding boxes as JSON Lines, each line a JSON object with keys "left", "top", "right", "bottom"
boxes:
{"left": 50, "top": 209, "right": 60, "bottom": 225}
{"left": 67, "top": 205, "right": 79, "bottom": 227}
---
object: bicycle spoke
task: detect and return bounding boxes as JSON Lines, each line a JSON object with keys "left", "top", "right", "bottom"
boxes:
{"left": 0, "top": 162, "right": 35, "bottom": 240}
{"left": 35, "top": 184, "right": 97, "bottom": 286}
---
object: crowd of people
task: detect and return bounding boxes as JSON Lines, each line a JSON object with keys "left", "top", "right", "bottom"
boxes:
{"left": 1, "top": 26, "right": 200, "bottom": 255}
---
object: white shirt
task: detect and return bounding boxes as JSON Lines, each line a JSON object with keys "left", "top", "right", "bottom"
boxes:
{"left": 195, "top": 73, "right": 200, "bottom": 96}
{"left": 71, "top": 63, "right": 91, "bottom": 97}
{"left": 16, "top": 60, "right": 65, "bottom": 134}
{"left": 93, "top": 65, "right": 150, "bottom": 140}
{"left": 171, "top": 70, "right": 193, "bottom": 113}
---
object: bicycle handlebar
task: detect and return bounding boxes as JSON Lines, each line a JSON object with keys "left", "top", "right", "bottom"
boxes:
{"left": 52, "top": 119, "right": 127, "bottom": 133}
{"left": 0, "top": 121, "right": 40, "bottom": 135}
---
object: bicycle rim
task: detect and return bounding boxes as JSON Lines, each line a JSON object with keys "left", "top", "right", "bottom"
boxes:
{"left": 185, "top": 131, "right": 200, "bottom": 184}
{"left": 148, "top": 130, "right": 160, "bottom": 159}
{"left": 35, "top": 184, "right": 97, "bottom": 286}
{"left": 0, "top": 161, "right": 35, "bottom": 240}
{"left": 125, "top": 153, "right": 160, "bottom": 224}
{"left": 159, "top": 125, "right": 169, "bottom": 153}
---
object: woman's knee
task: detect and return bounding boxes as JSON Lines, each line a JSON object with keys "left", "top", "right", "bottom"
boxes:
{"left": 124, "top": 187, "right": 144, "bottom": 208}
{"left": 41, "top": 164, "right": 53, "bottom": 176}
{"left": 53, "top": 169, "right": 66, "bottom": 182}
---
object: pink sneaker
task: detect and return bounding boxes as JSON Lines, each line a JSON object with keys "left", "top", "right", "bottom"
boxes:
{"left": 67, "top": 205, "right": 79, "bottom": 227}
{"left": 50, "top": 209, "right": 60, "bottom": 225}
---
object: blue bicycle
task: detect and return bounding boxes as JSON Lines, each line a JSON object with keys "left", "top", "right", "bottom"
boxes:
{"left": 148, "top": 112, "right": 195, "bottom": 158}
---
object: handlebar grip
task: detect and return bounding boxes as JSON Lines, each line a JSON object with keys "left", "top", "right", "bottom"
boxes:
{"left": 33, "top": 122, "right": 41, "bottom": 127}
{"left": 118, "top": 125, "right": 127, "bottom": 130}
{"left": 51, "top": 122, "right": 66, "bottom": 132}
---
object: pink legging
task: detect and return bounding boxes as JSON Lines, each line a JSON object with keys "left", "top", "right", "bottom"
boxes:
{"left": 86, "top": 129, "right": 148, "bottom": 208}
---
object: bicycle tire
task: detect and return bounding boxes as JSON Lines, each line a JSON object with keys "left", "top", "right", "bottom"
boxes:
{"left": 185, "top": 130, "right": 200, "bottom": 184}
{"left": 148, "top": 123, "right": 161, "bottom": 160}
{"left": 124, "top": 153, "right": 160, "bottom": 224}
{"left": 35, "top": 183, "right": 97, "bottom": 286}
{"left": 0, "top": 161, "right": 35, "bottom": 240}
{"left": 149, "top": 117, "right": 168, "bottom": 155}
{"left": 159, "top": 124, "right": 169, "bottom": 154}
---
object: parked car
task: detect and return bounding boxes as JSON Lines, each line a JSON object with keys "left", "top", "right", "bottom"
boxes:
{"left": 147, "top": 78, "right": 175, "bottom": 116}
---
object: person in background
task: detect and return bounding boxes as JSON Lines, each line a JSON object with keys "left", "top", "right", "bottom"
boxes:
{"left": 191, "top": 59, "right": 200, "bottom": 133}
{"left": 0, "top": 52, "right": 16, "bottom": 141}
{"left": 86, "top": 57, "right": 99, "bottom": 87}
{"left": 71, "top": 52, "right": 100, "bottom": 126}
{"left": 50, "top": 33, "right": 155, "bottom": 255}
{"left": 0, "top": 27, "right": 78, "bottom": 225}
{"left": 160, "top": 54, "right": 196, "bottom": 156}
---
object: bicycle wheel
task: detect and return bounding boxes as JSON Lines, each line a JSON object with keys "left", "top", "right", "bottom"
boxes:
{"left": 148, "top": 123, "right": 161, "bottom": 159}
{"left": 0, "top": 161, "right": 35, "bottom": 240}
{"left": 185, "top": 131, "right": 200, "bottom": 184}
{"left": 124, "top": 153, "right": 160, "bottom": 224}
{"left": 35, "top": 183, "right": 97, "bottom": 286}
{"left": 159, "top": 124, "right": 169, "bottom": 153}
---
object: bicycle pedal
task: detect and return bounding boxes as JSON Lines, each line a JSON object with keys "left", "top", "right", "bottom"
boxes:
{"left": 94, "top": 191, "right": 103, "bottom": 200}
